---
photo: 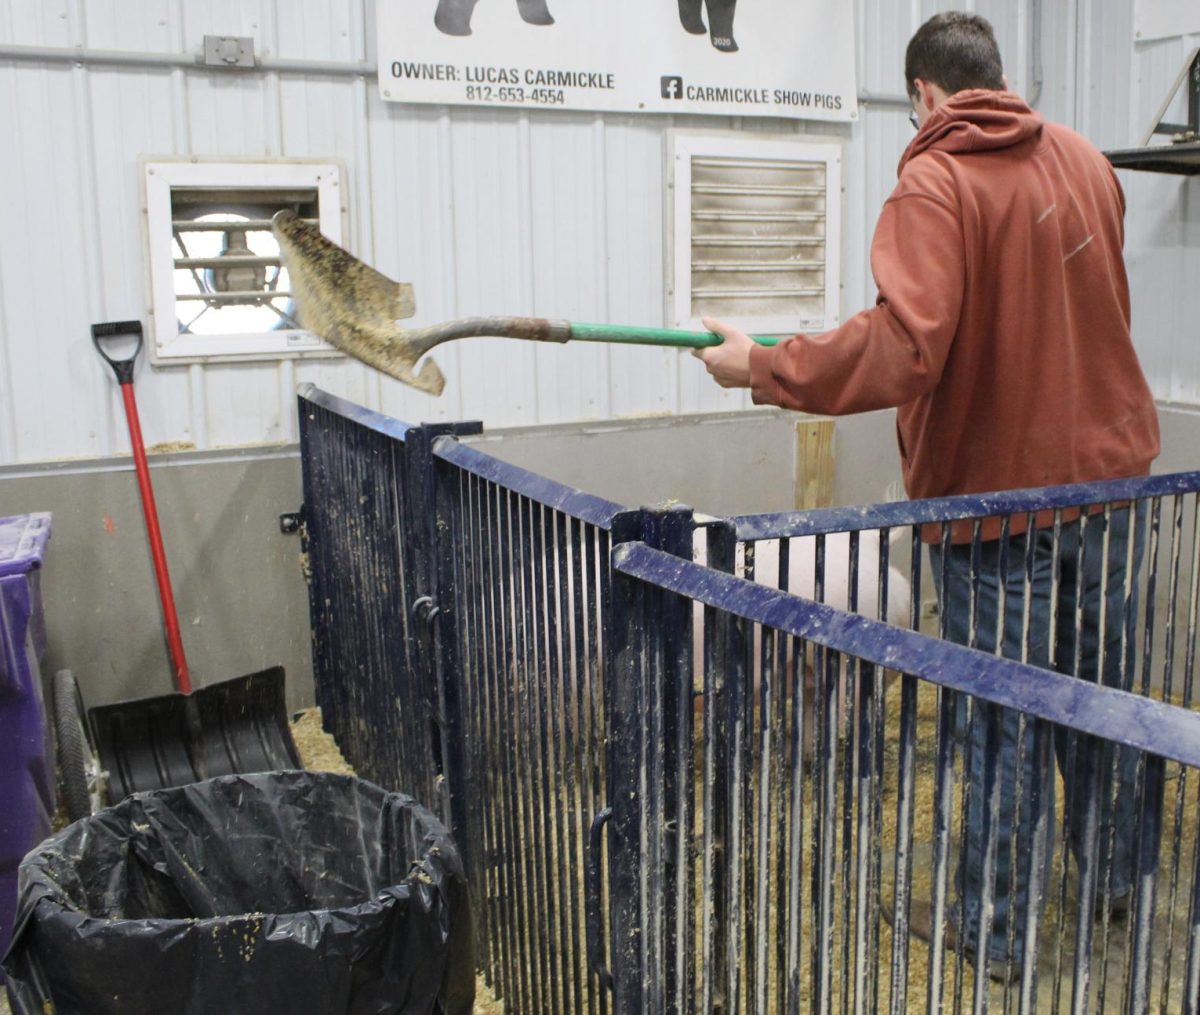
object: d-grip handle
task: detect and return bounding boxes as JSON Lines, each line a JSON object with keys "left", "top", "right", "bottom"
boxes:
{"left": 586, "top": 806, "right": 614, "bottom": 992}
{"left": 91, "top": 320, "right": 144, "bottom": 385}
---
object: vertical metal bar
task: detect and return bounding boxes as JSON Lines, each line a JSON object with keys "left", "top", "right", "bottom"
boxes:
{"left": 467, "top": 473, "right": 503, "bottom": 1000}
{"left": 498, "top": 484, "right": 529, "bottom": 1012}
{"left": 811, "top": 535, "right": 831, "bottom": 1014}
{"left": 1129, "top": 754, "right": 1166, "bottom": 1014}
{"left": 529, "top": 500, "right": 565, "bottom": 1015}
{"left": 866, "top": 529, "right": 891, "bottom": 1015}
{"left": 888, "top": 669, "right": 919, "bottom": 1015}
{"left": 1069, "top": 735, "right": 1102, "bottom": 1015}
{"left": 925, "top": 680, "right": 956, "bottom": 1014}
{"left": 607, "top": 511, "right": 648, "bottom": 1015}
{"left": 549, "top": 515, "right": 578, "bottom": 1015}
{"left": 1189, "top": 47, "right": 1200, "bottom": 131}
{"left": 640, "top": 533, "right": 664, "bottom": 1015}
{"left": 1051, "top": 506, "right": 1078, "bottom": 1008}
{"left": 1164, "top": 497, "right": 1185, "bottom": 702}
{"left": 1161, "top": 748, "right": 1192, "bottom": 1008}
{"left": 429, "top": 452, "right": 488, "bottom": 992}
{"left": 551, "top": 511, "right": 585, "bottom": 1015}
{"left": 1176, "top": 496, "right": 1200, "bottom": 1015}
{"left": 996, "top": 516, "right": 1027, "bottom": 1005}
{"left": 406, "top": 425, "right": 448, "bottom": 809}
{"left": 1184, "top": 494, "right": 1200, "bottom": 710}
{"left": 888, "top": 527, "right": 922, "bottom": 1015}
{"left": 430, "top": 449, "right": 476, "bottom": 900}
{"left": 727, "top": 544, "right": 751, "bottom": 1015}
{"left": 469, "top": 476, "right": 499, "bottom": 1000}
{"left": 1139, "top": 498, "right": 1164, "bottom": 698}
{"left": 853, "top": 657, "right": 877, "bottom": 1015}
{"left": 390, "top": 433, "right": 420, "bottom": 793}
{"left": 572, "top": 517, "right": 601, "bottom": 1015}
{"left": 1183, "top": 774, "right": 1200, "bottom": 1015}
{"left": 1119, "top": 491, "right": 1166, "bottom": 1013}
{"left": 1095, "top": 505, "right": 1124, "bottom": 1010}
{"left": 593, "top": 524, "right": 613, "bottom": 1015}
{"left": 1016, "top": 717, "right": 1052, "bottom": 1011}
{"left": 773, "top": 540, "right": 790, "bottom": 1012}
{"left": 815, "top": 644, "right": 838, "bottom": 1014}
{"left": 950, "top": 520, "right": 985, "bottom": 1012}
{"left": 971, "top": 703, "right": 1002, "bottom": 1015}
{"left": 470, "top": 482, "right": 497, "bottom": 1003}
{"left": 642, "top": 505, "right": 695, "bottom": 1014}
{"left": 837, "top": 532, "right": 859, "bottom": 1015}
{"left": 705, "top": 524, "right": 738, "bottom": 1014}
{"left": 738, "top": 540, "right": 758, "bottom": 1015}
{"left": 786, "top": 628, "right": 807, "bottom": 1015}
{"left": 1145, "top": 497, "right": 1188, "bottom": 1011}
{"left": 754, "top": 592, "right": 777, "bottom": 1014}
{"left": 477, "top": 481, "right": 509, "bottom": 1009}
{"left": 496, "top": 484, "right": 534, "bottom": 1012}
{"left": 518, "top": 495, "right": 554, "bottom": 1014}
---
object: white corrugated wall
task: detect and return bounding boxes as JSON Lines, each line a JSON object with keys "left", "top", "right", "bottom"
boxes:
{"left": 0, "top": 0, "right": 1194, "bottom": 465}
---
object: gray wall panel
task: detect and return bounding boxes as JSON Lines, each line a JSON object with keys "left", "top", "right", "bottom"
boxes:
{"left": 0, "top": 449, "right": 313, "bottom": 712}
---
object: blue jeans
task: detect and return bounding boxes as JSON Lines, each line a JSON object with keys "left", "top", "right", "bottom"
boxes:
{"left": 928, "top": 505, "right": 1144, "bottom": 964}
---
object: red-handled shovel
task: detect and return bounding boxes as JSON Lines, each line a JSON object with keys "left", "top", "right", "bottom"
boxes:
{"left": 87, "top": 321, "right": 300, "bottom": 803}
{"left": 92, "top": 321, "right": 192, "bottom": 693}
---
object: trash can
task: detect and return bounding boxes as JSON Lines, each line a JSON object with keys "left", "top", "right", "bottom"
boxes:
{"left": 2, "top": 771, "right": 475, "bottom": 1015}
{"left": 0, "top": 512, "right": 54, "bottom": 984}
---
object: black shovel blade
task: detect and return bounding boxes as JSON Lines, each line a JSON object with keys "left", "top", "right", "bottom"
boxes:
{"left": 90, "top": 666, "right": 302, "bottom": 804}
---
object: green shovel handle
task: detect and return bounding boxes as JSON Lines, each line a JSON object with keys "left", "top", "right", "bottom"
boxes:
{"left": 568, "top": 322, "right": 783, "bottom": 349}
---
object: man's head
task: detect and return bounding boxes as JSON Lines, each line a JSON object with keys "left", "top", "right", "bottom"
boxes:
{"left": 905, "top": 13, "right": 1005, "bottom": 127}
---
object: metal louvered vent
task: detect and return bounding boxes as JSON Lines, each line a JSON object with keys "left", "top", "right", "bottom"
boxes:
{"left": 669, "top": 134, "right": 841, "bottom": 336}
{"left": 143, "top": 161, "right": 345, "bottom": 363}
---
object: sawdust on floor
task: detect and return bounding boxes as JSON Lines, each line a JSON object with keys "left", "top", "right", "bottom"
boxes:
{"left": 290, "top": 707, "right": 357, "bottom": 776}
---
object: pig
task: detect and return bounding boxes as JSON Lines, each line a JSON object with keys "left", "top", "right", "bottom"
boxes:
{"left": 692, "top": 527, "right": 914, "bottom": 762}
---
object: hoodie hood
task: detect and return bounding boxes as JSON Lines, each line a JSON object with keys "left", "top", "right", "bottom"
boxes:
{"left": 898, "top": 89, "right": 1043, "bottom": 175}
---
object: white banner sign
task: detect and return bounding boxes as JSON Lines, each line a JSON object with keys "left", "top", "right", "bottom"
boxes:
{"left": 1134, "top": 0, "right": 1200, "bottom": 41}
{"left": 376, "top": 0, "right": 858, "bottom": 122}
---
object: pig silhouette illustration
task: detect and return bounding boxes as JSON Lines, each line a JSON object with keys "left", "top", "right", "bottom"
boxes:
{"left": 678, "top": 0, "right": 739, "bottom": 52}
{"left": 434, "top": 0, "right": 554, "bottom": 35}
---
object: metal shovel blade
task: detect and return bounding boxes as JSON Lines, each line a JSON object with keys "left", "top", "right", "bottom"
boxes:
{"left": 272, "top": 210, "right": 447, "bottom": 394}
{"left": 273, "top": 210, "right": 577, "bottom": 396}
{"left": 89, "top": 666, "right": 301, "bottom": 803}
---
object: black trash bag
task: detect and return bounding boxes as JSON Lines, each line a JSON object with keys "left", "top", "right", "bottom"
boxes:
{"left": 2, "top": 771, "right": 474, "bottom": 1015}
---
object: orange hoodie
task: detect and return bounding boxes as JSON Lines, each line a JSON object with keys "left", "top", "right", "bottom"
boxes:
{"left": 748, "top": 90, "right": 1160, "bottom": 511}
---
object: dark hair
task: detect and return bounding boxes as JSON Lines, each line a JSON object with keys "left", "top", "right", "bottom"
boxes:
{"left": 905, "top": 12, "right": 1005, "bottom": 98}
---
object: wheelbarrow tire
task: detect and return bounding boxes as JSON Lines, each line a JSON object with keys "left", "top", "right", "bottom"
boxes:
{"left": 53, "top": 669, "right": 103, "bottom": 821}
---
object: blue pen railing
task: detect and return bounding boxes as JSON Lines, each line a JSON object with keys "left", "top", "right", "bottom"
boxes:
{"left": 297, "top": 386, "right": 1200, "bottom": 1013}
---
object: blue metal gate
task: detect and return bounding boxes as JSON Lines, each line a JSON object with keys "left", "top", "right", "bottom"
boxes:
{"left": 300, "top": 385, "right": 621, "bottom": 1013}
{"left": 297, "top": 385, "right": 1200, "bottom": 1013}
{"left": 611, "top": 520, "right": 1200, "bottom": 1013}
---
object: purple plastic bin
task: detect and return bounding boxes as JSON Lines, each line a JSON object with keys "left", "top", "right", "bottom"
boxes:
{"left": 0, "top": 512, "right": 53, "bottom": 981}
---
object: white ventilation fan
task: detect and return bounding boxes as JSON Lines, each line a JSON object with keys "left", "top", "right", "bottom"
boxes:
{"left": 667, "top": 132, "right": 842, "bottom": 337}
{"left": 143, "top": 160, "right": 345, "bottom": 363}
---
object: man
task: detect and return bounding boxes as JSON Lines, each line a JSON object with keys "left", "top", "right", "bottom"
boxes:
{"left": 696, "top": 11, "right": 1160, "bottom": 982}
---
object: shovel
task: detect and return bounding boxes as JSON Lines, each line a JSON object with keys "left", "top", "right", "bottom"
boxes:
{"left": 271, "top": 209, "right": 782, "bottom": 395}
{"left": 87, "top": 320, "right": 300, "bottom": 803}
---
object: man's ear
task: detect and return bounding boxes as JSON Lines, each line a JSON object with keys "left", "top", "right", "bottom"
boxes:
{"left": 915, "top": 79, "right": 937, "bottom": 113}
{"left": 1002, "top": 73, "right": 1010, "bottom": 89}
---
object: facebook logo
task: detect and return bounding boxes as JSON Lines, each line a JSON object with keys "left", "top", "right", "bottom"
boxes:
{"left": 660, "top": 76, "right": 684, "bottom": 99}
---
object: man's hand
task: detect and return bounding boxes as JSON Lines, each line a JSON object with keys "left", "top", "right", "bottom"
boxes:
{"left": 693, "top": 316, "right": 755, "bottom": 389}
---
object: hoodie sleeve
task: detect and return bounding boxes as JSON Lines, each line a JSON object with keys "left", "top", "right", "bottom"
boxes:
{"left": 749, "top": 177, "right": 965, "bottom": 415}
